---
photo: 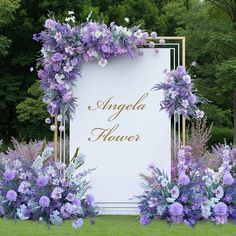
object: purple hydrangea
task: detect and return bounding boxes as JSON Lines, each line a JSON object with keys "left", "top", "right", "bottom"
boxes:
{"left": 169, "top": 202, "right": 183, "bottom": 216}
{"left": 6, "top": 190, "right": 17, "bottom": 202}
{"left": 223, "top": 173, "right": 234, "bottom": 186}
{"left": 39, "top": 196, "right": 50, "bottom": 208}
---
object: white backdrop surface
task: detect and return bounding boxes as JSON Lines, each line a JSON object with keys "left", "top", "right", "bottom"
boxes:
{"left": 70, "top": 48, "right": 171, "bottom": 214}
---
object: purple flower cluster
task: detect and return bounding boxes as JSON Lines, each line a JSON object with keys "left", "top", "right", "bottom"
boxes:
{"left": 137, "top": 144, "right": 236, "bottom": 227}
{"left": 153, "top": 66, "right": 204, "bottom": 118}
{"left": 0, "top": 146, "right": 98, "bottom": 228}
{"left": 34, "top": 16, "right": 151, "bottom": 118}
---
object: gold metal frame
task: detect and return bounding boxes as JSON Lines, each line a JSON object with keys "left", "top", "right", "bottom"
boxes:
{"left": 53, "top": 36, "right": 187, "bottom": 161}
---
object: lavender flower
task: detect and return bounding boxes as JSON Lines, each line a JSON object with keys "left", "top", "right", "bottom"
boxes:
{"left": 213, "top": 202, "right": 228, "bottom": 216}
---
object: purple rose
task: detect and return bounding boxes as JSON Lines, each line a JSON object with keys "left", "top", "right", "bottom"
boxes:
{"left": 178, "top": 174, "right": 190, "bottom": 185}
{"left": 223, "top": 173, "right": 234, "bottom": 186}
{"left": 44, "top": 19, "right": 56, "bottom": 29}
{"left": 66, "top": 193, "right": 75, "bottom": 202}
{"left": 39, "top": 196, "right": 50, "bottom": 208}
{"left": 169, "top": 202, "right": 183, "bottom": 216}
{"left": 4, "top": 169, "right": 15, "bottom": 181}
{"left": 6, "top": 190, "right": 17, "bottom": 202}
{"left": 72, "top": 218, "right": 84, "bottom": 229}
{"left": 37, "top": 176, "right": 48, "bottom": 187}
{"left": 213, "top": 202, "right": 228, "bottom": 216}
{"left": 139, "top": 215, "right": 151, "bottom": 225}
{"left": 52, "top": 53, "right": 63, "bottom": 62}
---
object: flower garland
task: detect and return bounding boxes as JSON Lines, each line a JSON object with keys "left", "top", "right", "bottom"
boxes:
{"left": 153, "top": 65, "right": 204, "bottom": 118}
{"left": 34, "top": 14, "right": 154, "bottom": 119}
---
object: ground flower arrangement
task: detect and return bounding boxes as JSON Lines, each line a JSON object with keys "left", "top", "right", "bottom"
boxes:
{"left": 137, "top": 145, "right": 236, "bottom": 226}
{"left": 0, "top": 146, "right": 98, "bottom": 229}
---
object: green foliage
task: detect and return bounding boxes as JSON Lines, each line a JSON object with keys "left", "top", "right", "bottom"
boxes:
{"left": 208, "top": 126, "right": 234, "bottom": 147}
{"left": 16, "top": 81, "right": 52, "bottom": 141}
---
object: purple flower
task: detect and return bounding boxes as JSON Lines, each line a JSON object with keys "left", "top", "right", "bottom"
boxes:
{"left": 86, "top": 194, "right": 95, "bottom": 205}
{"left": 44, "top": 19, "right": 56, "bottom": 29}
{"left": 148, "top": 41, "right": 155, "bottom": 48}
{"left": 72, "top": 218, "right": 84, "bottom": 229}
{"left": 140, "top": 215, "right": 151, "bottom": 225}
{"left": 150, "top": 32, "right": 157, "bottom": 38}
{"left": 169, "top": 202, "right": 183, "bottom": 216}
{"left": 18, "top": 181, "right": 30, "bottom": 194}
{"left": 66, "top": 193, "right": 75, "bottom": 202}
{"left": 6, "top": 190, "right": 17, "bottom": 202}
{"left": 101, "top": 45, "right": 110, "bottom": 53}
{"left": 73, "top": 198, "right": 81, "bottom": 207}
{"left": 60, "top": 203, "right": 73, "bottom": 218}
{"left": 224, "top": 194, "right": 232, "bottom": 203}
{"left": 52, "top": 53, "right": 63, "bottom": 62}
{"left": 223, "top": 173, "right": 234, "bottom": 186}
{"left": 213, "top": 202, "right": 228, "bottom": 216}
{"left": 51, "top": 187, "right": 63, "bottom": 199}
{"left": 178, "top": 174, "right": 190, "bottom": 185}
{"left": 37, "top": 176, "right": 48, "bottom": 187}
{"left": 180, "top": 194, "right": 188, "bottom": 203}
{"left": 148, "top": 197, "right": 158, "bottom": 208}
{"left": 4, "top": 169, "right": 15, "bottom": 181}
{"left": 175, "top": 66, "right": 186, "bottom": 77}
{"left": 39, "top": 196, "right": 50, "bottom": 208}
{"left": 159, "top": 39, "right": 165, "bottom": 45}
{"left": 215, "top": 186, "right": 224, "bottom": 199}
{"left": 171, "top": 186, "right": 180, "bottom": 199}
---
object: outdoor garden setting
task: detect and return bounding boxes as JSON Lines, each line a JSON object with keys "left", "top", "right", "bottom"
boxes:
{"left": 0, "top": 0, "right": 236, "bottom": 235}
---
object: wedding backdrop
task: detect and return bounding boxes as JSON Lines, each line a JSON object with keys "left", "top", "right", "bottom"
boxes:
{"left": 0, "top": 0, "right": 236, "bottom": 234}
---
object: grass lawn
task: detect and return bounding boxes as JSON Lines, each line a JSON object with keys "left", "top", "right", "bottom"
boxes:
{"left": 0, "top": 215, "right": 235, "bottom": 236}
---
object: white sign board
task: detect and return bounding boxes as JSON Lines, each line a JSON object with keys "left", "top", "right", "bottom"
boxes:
{"left": 70, "top": 48, "right": 171, "bottom": 214}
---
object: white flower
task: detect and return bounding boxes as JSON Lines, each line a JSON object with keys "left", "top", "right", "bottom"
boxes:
{"left": 46, "top": 166, "right": 57, "bottom": 178}
{"left": 94, "top": 30, "right": 102, "bottom": 38}
{"left": 65, "top": 16, "right": 75, "bottom": 23}
{"left": 54, "top": 32, "right": 62, "bottom": 42}
{"left": 30, "top": 67, "right": 34, "bottom": 72}
{"left": 171, "top": 186, "right": 180, "bottom": 199}
{"left": 169, "top": 91, "right": 178, "bottom": 99}
{"left": 164, "top": 76, "right": 174, "bottom": 84}
{"left": 68, "top": 11, "right": 74, "bottom": 15}
{"left": 215, "top": 186, "right": 224, "bottom": 199}
{"left": 134, "top": 29, "right": 144, "bottom": 39}
{"left": 17, "top": 204, "right": 30, "bottom": 220}
{"left": 183, "top": 74, "right": 191, "bottom": 84}
{"left": 124, "top": 17, "right": 130, "bottom": 23}
{"left": 159, "top": 39, "right": 165, "bottom": 45}
{"left": 18, "top": 181, "right": 30, "bottom": 194}
{"left": 55, "top": 73, "right": 65, "bottom": 84}
{"left": 98, "top": 58, "right": 107, "bottom": 67}
{"left": 166, "top": 197, "right": 175, "bottom": 203}
{"left": 182, "top": 99, "right": 189, "bottom": 108}
{"left": 157, "top": 175, "right": 165, "bottom": 181}
{"left": 209, "top": 197, "right": 219, "bottom": 207}
{"left": 196, "top": 110, "right": 205, "bottom": 118}
{"left": 156, "top": 205, "right": 166, "bottom": 216}
{"left": 161, "top": 178, "right": 168, "bottom": 187}
{"left": 201, "top": 204, "right": 211, "bottom": 219}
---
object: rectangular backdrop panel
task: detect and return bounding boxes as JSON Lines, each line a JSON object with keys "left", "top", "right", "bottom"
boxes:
{"left": 70, "top": 48, "right": 171, "bottom": 214}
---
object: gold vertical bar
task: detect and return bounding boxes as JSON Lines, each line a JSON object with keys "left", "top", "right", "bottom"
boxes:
{"left": 54, "top": 116, "right": 58, "bottom": 161}
{"left": 182, "top": 37, "right": 186, "bottom": 146}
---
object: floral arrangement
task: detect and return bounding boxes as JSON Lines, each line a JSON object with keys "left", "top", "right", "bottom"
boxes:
{"left": 153, "top": 65, "right": 204, "bottom": 118}
{"left": 33, "top": 13, "right": 156, "bottom": 119}
{"left": 0, "top": 146, "right": 98, "bottom": 228}
{"left": 137, "top": 144, "right": 236, "bottom": 226}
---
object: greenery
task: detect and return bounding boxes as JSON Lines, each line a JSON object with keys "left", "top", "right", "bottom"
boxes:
{"left": 0, "top": 216, "right": 235, "bottom": 236}
{"left": 0, "top": 0, "right": 235, "bottom": 144}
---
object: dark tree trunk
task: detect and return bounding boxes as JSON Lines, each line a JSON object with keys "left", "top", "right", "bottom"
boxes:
{"left": 234, "top": 89, "right": 236, "bottom": 144}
